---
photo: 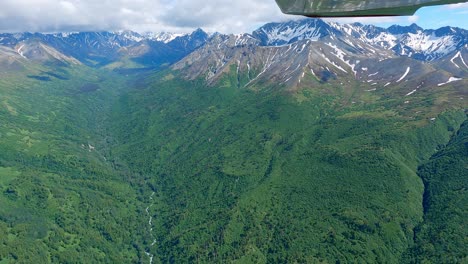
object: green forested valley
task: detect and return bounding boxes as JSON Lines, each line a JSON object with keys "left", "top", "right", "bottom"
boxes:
{"left": 0, "top": 60, "right": 466, "bottom": 263}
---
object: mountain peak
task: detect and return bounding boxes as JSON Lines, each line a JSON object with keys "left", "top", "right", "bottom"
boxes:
{"left": 145, "top": 32, "right": 184, "bottom": 43}
{"left": 388, "top": 23, "right": 423, "bottom": 34}
{"left": 252, "top": 18, "right": 336, "bottom": 46}
{"left": 433, "top": 26, "right": 462, "bottom": 37}
{"left": 193, "top": 28, "right": 206, "bottom": 33}
{"left": 191, "top": 28, "right": 208, "bottom": 38}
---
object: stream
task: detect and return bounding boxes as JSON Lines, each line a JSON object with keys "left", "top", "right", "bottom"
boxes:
{"left": 144, "top": 191, "right": 156, "bottom": 264}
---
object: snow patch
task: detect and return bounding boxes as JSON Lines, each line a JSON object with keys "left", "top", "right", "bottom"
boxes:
{"left": 448, "top": 51, "right": 467, "bottom": 69}
{"left": 450, "top": 51, "right": 461, "bottom": 68}
{"left": 437, "top": 77, "right": 462, "bottom": 86}
{"left": 462, "top": 53, "right": 468, "bottom": 68}
{"left": 17, "top": 44, "right": 27, "bottom": 59}
{"left": 310, "top": 69, "right": 317, "bottom": 78}
{"left": 261, "top": 23, "right": 322, "bottom": 45}
{"left": 148, "top": 32, "right": 184, "bottom": 43}
{"left": 405, "top": 89, "right": 417, "bottom": 96}
{"left": 325, "top": 43, "right": 357, "bottom": 76}
{"left": 397, "top": 67, "right": 410, "bottom": 82}
{"left": 321, "top": 54, "right": 347, "bottom": 73}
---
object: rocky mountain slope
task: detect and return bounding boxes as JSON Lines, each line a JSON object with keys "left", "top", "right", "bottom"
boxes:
{"left": 255, "top": 19, "right": 468, "bottom": 61}
{"left": 174, "top": 20, "right": 466, "bottom": 104}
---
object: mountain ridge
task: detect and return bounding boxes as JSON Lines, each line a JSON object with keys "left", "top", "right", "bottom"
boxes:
{"left": 1, "top": 19, "right": 465, "bottom": 102}
{"left": 0, "top": 19, "right": 466, "bottom": 67}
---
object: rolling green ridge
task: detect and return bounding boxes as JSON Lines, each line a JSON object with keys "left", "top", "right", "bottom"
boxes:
{"left": 0, "top": 62, "right": 466, "bottom": 263}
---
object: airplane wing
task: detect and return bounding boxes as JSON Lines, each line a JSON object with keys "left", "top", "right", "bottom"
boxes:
{"left": 275, "top": 0, "right": 468, "bottom": 17}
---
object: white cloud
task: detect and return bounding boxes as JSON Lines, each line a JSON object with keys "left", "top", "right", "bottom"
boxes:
{"left": 0, "top": 0, "right": 465, "bottom": 33}
{"left": 59, "top": 1, "right": 77, "bottom": 13}
{"left": 407, "top": 15, "right": 419, "bottom": 23}
{"left": 0, "top": 0, "right": 293, "bottom": 33}
{"left": 444, "top": 2, "right": 468, "bottom": 9}
{"left": 446, "top": 2, "right": 468, "bottom": 14}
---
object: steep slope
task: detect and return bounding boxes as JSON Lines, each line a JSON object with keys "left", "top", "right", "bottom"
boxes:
{"left": 406, "top": 119, "right": 468, "bottom": 263}
{"left": 0, "top": 46, "right": 28, "bottom": 72}
{"left": 252, "top": 19, "right": 340, "bottom": 45}
{"left": 13, "top": 40, "right": 81, "bottom": 65}
{"left": 174, "top": 28, "right": 467, "bottom": 109}
{"left": 0, "top": 63, "right": 149, "bottom": 263}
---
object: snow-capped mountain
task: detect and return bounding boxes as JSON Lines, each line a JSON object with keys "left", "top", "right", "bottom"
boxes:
{"left": 332, "top": 22, "right": 468, "bottom": 61}
{"left": 145, "top": 32, "right": 185, "bottom": 43}
{"left": 174, "top": 30, "right": 466, "bottom": 100}
{"left": 0, "top": 18, "right": 466, "bottom": 71}
{"left": 0, "top": 18, "right": 465, "bottom": 106}
{"left": 172, "top": 19, "right": 466, "bottom": 98}
{"left": 252, "top": 19, "right": 341, "bottom": 46}
{"left": 167, "top": 28, "right": 209, "bottom": 51}
{"left": 0, "top": 31, "right": 143, "bottom": 65}
{"left": 0, "top": 29, "right": 210, "bottom": 67}
{"left": 256, "top": 19, "right": 467, "bottom": 62}
{"left": 113, "top": 30, "right": 146, "bottom": 42}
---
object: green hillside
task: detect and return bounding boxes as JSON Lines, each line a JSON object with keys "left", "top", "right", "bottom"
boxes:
{"left": 108, "top": 69, "right": 466, "bottom": 263}
{"left": 0, "top": 64, "right": 146, "bottom": 263}
{"left": 407, "top": 120, "right": 468, "bottom": 263}
{"left": 0, "top": 63, "right": 466, "bottom": 263}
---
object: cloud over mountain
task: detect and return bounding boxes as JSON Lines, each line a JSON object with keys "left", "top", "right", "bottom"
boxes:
{"left": 0, "top": 0, "right": 292, "bottom": 33}
{"left": 0, "top": 0, "right": 466, "bottom": 33}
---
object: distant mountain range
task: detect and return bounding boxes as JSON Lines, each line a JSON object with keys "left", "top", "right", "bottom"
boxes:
{"left": 0, "top": 19, "right": 466, "bottom": 93}
{"left": 0, "top": 19, "right": 466, "bottom": 66}
{"left": 172, "top": 20, "right": 466, "bottom": 99}
{"left": 0, "top": 29, "right": 209, "bottom": 67}
{"left": 254, "top": 20, "right": 467, "bottom": 61}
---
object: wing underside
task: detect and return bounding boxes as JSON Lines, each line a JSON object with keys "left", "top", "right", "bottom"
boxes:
{"left": 275, "top": 0, "right": 468, "bottom": 17}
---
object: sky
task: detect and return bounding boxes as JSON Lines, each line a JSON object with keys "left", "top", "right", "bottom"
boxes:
{"left": 0, "top": 0, "right": 467, "bottom": 34}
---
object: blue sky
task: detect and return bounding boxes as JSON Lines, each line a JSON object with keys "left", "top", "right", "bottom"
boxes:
{"left": 0, "top": 0, "right": 466, "bottom": 33}
{"left": 375, "top": 3, "right": 468, "bottom": 29}
{"left": 325, "top": 3, "right": 468, "bottom": 30}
